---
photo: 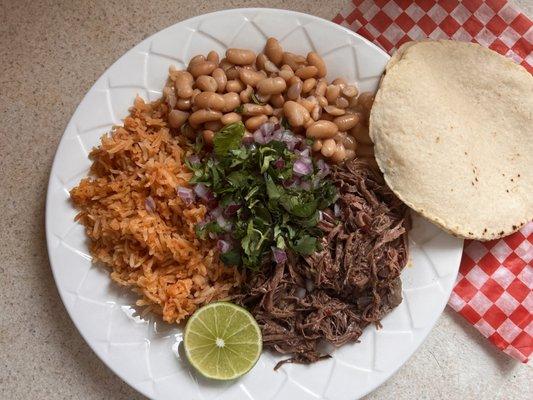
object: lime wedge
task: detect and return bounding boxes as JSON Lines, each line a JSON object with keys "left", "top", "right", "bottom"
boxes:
{"left": 183, "top": 302, "right": 262, "bottom": 380}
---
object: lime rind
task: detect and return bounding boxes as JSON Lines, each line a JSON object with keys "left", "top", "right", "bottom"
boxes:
{"left": 184, "top": 302, "right": 262, "bottom": 380}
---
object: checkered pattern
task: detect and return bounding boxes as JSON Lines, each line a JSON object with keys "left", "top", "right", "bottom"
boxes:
{"left": 448, "top": 223, "right": 532, "bottom": 363}
{"left": 333, "top": 0, "right": 533, "bottom": 72}
{"left": 333, "top": 0, "right": 533, "bottom": 363}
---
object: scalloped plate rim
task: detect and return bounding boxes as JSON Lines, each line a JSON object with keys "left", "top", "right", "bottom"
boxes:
{"left": 45, "top": 8, "right": 463, "bottom": 400}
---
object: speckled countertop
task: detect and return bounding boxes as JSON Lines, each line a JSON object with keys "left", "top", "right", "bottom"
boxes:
{"left": 0, "top": 1, "right": 531, "bottom": 399}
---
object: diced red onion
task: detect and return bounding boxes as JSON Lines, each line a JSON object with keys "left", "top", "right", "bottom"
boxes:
{"left": 177, "top": 186, "right": 195, "bottom": 206}
{"left": 216, "top": 215, "right": 232, "bottom": 231}
{"left": 274, "top": 158, "right": 285, "bottom": 169}
{"left": 294, "top": 139, "right": 308, "bottom": 151}
{"left": 242, "top": 133, "right": 254, "bottom": 145}
{"left": 224, "top": 203, "right": 241, "bottom": 217}
{"left": 217, "top": 239, "right": 231, "bottom": 253}
{"left": 252, "top": 123, "right": 276, "bottom": 144}
{"left": 334, "top": 203, "right": 341, "bottom": 217}
{"left": 272, "top": 129, "right": 283, "bottom": 141}
{"left": 299, "top": 180, "right": 311, "bottom": 191}
{"left": 280, "top": 131, "right": 299, "bottom": 150}
{"left": 208, "top": 232, "right": 218, "bottom": 239}
{"left": 197, "top": 220, "right": 207, "bottom": 228}
{"left": 282, "top": 177, "right": 296, "bottom": 189}
{"left": 316, "top": 159, "right": 330, "bottom": 178}
{"left": 194, "top": 183, "right": 214, "bottom": 201}
{"left": 253, "top": 129, "right": 266, "bottom": 144}
{"left": 271, "top": 247, "right": 287, "bottom": 264}
{"left": 210, "top": 206, "right": 223, "bottom": 218}
{"left": 187, "top": 155, "right": 201, "bottom": 166}
{"left": 259, "top": 122, "right": 275, "bottom": 137}
{"left": 296, "top": 148, "right": 310, "bottom": 158}
{"left": 145, "top": 196, "right": 156, "bottom": 212}
{"left": 293, "top": 158, "right": 313, "bottom": 177}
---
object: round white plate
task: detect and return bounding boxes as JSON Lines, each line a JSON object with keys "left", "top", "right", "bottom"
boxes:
{"left": 46, "top": 8, "right": 463, "bottom": 400}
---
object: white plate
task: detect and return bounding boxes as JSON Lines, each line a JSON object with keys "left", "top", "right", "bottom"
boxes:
{"left": 46, "top": 8, "right": 463, "bottom": 400}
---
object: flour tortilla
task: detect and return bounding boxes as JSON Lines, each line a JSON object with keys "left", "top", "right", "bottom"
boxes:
{"left": 369, "top": 40, "right": 532, "bottom": 240}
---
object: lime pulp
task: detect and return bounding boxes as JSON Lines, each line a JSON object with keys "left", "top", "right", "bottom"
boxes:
{"left": 183, "top": 302, "right": 262, "bottom": 380}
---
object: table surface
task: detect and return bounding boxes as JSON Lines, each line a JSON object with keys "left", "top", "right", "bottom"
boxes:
{"left": 1, "top": 1, "right": 531, "bottom": 399}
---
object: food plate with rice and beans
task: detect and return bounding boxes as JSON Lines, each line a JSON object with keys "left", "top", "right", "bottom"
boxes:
{"left": 46, "top": 8, "right": 531, "bottom": 400}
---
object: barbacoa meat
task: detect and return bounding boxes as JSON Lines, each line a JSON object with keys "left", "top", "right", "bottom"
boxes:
{"left": 238, "top": 159, "right": 410, "bottom": 368}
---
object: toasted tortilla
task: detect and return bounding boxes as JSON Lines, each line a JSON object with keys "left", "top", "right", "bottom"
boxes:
{"left": 369, "top": 40, "right": 532, "bottom": 240}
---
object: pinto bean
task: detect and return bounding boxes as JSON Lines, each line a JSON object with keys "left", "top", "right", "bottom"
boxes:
{"left": 168, "top": 110, "right": 189, "bottom": 128}
{"left": 188, "top": 60, "right": 217, "bottom": 78}
{"left": 306, "top": 120, "right": 338, "bottom": 139}
{"left": 283, "top": 101, "right": 310, "bottom": 127}
{"left": 195, "top": 75, "right": 218, "bottom": 92}
{"left": 212, "top": 68, "right": 227, "bottom": 93}
{"left": 256, "top": 77, "right": 287, "bottom": 95}
{"left": 264, "top": 38, "right": 283, "bottom": 66}
{"left": 226, "top": 48, "right": 256, "bottom": 65}
{"left": 189, "top": 109, "right": 222, "bottom": 128}
{"left": 306, "top": 52, "right": 327, "bottom": 78}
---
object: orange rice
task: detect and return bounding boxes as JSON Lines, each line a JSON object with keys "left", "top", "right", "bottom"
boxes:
{"left": 70, "top": 97, "right": 242, "bottom": 323}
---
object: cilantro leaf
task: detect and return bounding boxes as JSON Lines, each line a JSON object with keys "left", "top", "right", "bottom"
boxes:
{"left": 265, "top": 175, "right": 282, "bottom": 200}
{"left": 280, "top": 117, "right": 290, "bottom": 130}
{"left": 213, "top": 122, "right": 245, "bottom": 158}
{"left": 220, "top": 249, "right": 242, "bottom": 266}
{"left": 281, "top": 192, "right": 318, "bottom": 218}
{"left": 292, "top": 235, "right": 318, "bottom": 255}
{"left": 195, "top": 221, "right": 225, "bottom": 240}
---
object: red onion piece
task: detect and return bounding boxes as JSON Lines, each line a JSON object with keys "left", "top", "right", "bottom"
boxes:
{"left": 272, "top": 129, "right": 283, "bottom": 141}
{"left": 299, "top": 180, "right": 311, "bottom": 191}
{"left": 280, "top": 131, "right": 299, "bottom": 150}
{"left": 273, "top": 159, "right": 285, "bottom": 169}
{"left": 294, "top": 139, "right": 309, "bottom": 151}
{"left": 293, "top": 158, "right": 313, "bottom": 176}
{"left": 282, "top": 177, "right": 296, "bottom": 189}
{"left": 316, "top": 159, "right": 330, "bottom": 178}
{"left": 210, "top": 206, "right": 223, "bottom": 218}
{"left": 296, "top": 148, "right": 310, "bottom": 158}
{"left": 187, "top": 155, "right": 201, "bottom": 166}
{"left": 259, "top": 122, "right": 275, "bottom": 138}
{"left": 217, "top": 239, "right": 231, "bottom": 253}
{"left": 216, "top": 215, "right": 232, "bottom": 231}
{"left": 242, "top": 133, "right": 254, "bottom": 145}
{"left": 224, "top": 203, "right": 241, "bottom": 217}
{"left": 176, "top": 186, "right": 195, "bottom": 206}
{"left": 194, "top": 183, "right": 214, "bottom": 201}
{"left": 253, "top": 129, "right": 266, "bottom": 144}
{"left": 271, "top": 247, "right": 287, "bottom": 264}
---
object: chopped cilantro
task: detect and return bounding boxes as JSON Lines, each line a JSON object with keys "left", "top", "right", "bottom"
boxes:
{"left": 251, "top": 92, "right": 265, "bottom": 105}
{"left": 189, "top": 127, "right": 338, "bottom": 269}
{"left": 213, "top": 122, "right": 245, "bottom": 158}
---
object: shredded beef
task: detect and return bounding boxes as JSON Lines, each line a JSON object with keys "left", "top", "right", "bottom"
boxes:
{"left": 237, "top": 159, "right": 411, "bottom": 368}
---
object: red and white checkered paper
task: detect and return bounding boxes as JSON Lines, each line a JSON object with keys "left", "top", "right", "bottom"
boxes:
{"left": 333, "top": 0, "right": 532, "bottom": 363}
